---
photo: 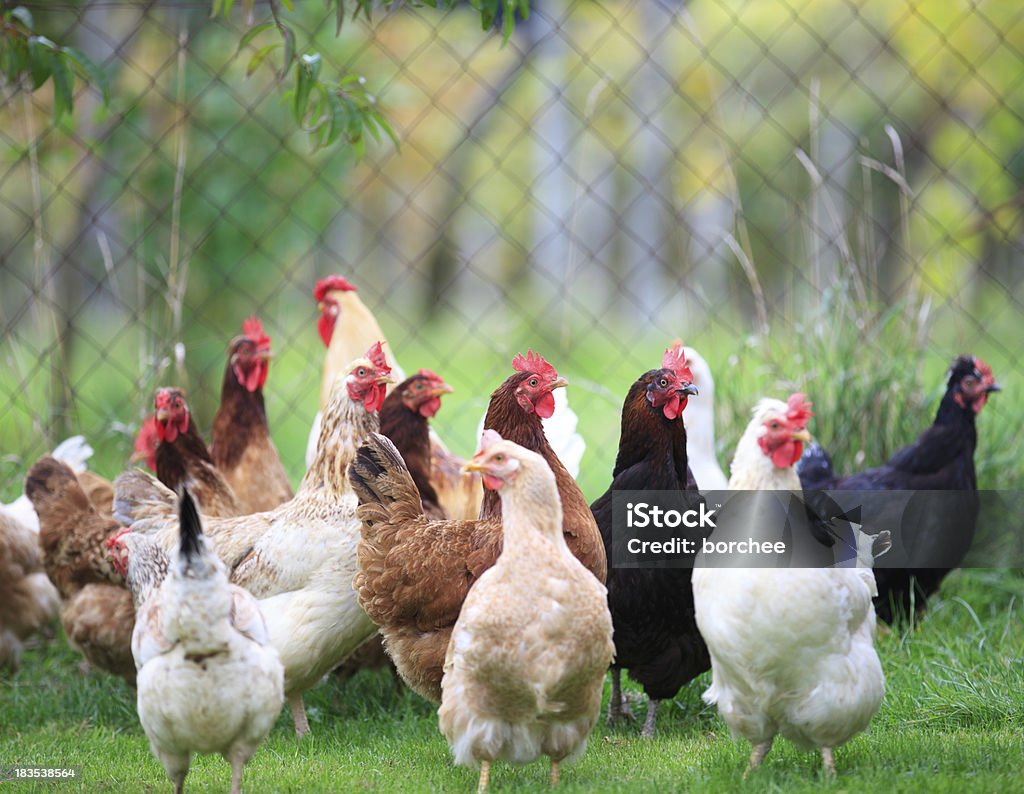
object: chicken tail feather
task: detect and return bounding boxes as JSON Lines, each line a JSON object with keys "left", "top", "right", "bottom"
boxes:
{"left": 177, "top": 488, "right": 204, "bottom": 567}
{"left": 349, "top": 433, "right": 426, "bottom": 533}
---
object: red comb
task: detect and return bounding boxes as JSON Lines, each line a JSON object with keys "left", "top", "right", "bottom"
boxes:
{"left": 786, "top": 393, "right": 814, "bottom": 428}
{"left": 662, "top": 343, "right": 694, "bottom": 382}
{"left": 365, "top": 341, "right": 391, "bottom": 373}
{"left": 154, "top": 388, "right": 172, "bottom": 409}
{"left": 314, "top": 275, "right": 356, "bottom": 302}
{"left": 974, "top": 357, "right": 994, "bottom": 380}
{"left": 511, "top": 349, "right": 558, "bottom": 381}
{"left": 417, "top": 368, "right": 445, "bottom": 383}
{"left": 105, "top": 527, "right": 131, "bottom": 550}
{"left": 242, "top": 316, "right": 271, "bottom": 352}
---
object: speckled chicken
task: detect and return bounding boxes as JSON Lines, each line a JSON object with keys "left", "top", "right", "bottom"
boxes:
{"left": 439, "top": 431, "right": 613, "bottom": 793}
{"left": 126, "top": 490, "right": 283, "bottom": 794}
{"left": 0, "top": 512, "right": 61, "bottom": 670}
{"left": 693, "top": 394, "right": 886, "bottom": 777}
{"left": 114, "top": 343, "right": 392, "bottom": 738}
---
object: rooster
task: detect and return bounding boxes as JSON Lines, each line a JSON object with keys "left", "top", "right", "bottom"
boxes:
{"left": 590, "top": 344, "right": 706, "bottom": 737}
{"left": 210, "top": 316, "right": 293, "bottom": 513}
{"left": 127, "top": 490, "right": 283, "bottom": 794}
{"left": 439, "top": 432, "right": 614, "bottom": 793}
{"left": 114, "top": 342, "right": 393, "bottom": 737}
{"left": 25, "top": 457, "right": 136, "bottom": 683}
{"left": 153, "top": 388, "right": 241, "bottom": 518}
{"left": 693, "top": 394, "right": 886, "bottom": 777}
{"left": 0, "top": 512, "right": 61, "bottom": 671}
{"left": 348, "top": 351, "right": 606, "bottom": 704}
{"left": 798, "top": 355, "right": 1000, "bottom": 623}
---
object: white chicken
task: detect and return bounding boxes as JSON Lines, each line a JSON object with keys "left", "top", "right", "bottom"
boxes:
{"left": 438, "top": 431, "right": 613, "bottom": 793}
{"left": 124, "top": 491, "right": 283, "bottom": 794}
{"left": 680, "top": 345, "right": 727, "bottom": 490}
{"left": 2, "top": 435, "right": 96, "bottom": 532}
{"left": 692, "top": 394, "right": 885, "bottom": 777}
{"left": 114, "top": 344, "right": 391, "bottom": 738}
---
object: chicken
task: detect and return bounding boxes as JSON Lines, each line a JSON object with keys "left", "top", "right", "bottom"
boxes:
{"left": 680, "top": 345, "right": 728, "bottom": 490}
{"left": 114, "top": 343, "right": 393, "bottom": 737}
{"left": 439, "top": 431, "right": 613, "bottom": 793}
{"left": 0, "top": 512, "right": 61, "bottom": 671}
{"left": 380, "top": 369, "right": 455, "bottom": 519}
{"left": 128, "top": 489, "right": 283, "bottom": 794}
{"left": 693, "top": 394, "right": 885, "bottom": 777}
{"left": 210, "top": 316, "right": 293, "bottom": 513}
{"left": 797, "top": 355, "right": 1000, "bottom": 624}
{"left": 348, "top": 351, "right": 606, "bottom": 705}
{"left": 2, "top": 435, "right": 102, "bottom": 531}
{"left": 25, "top": 456, "right": 136, "bottom": 683}
{"left": 310, "top": 274, "right": 585, "bottom": 517}
{"left": 131, "top": 415, "right": 160, "bottom": 472}
{"left": 589, "top": 344, "right": 707, "bottom": 737}
{"left": 153, "top": 387, "right": 242, "bottom": 518}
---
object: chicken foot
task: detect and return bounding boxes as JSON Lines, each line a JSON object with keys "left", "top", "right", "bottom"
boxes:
{"left": 821, "top": 746, "right": 836, "bottom": 778}
{"left": 606, "top": 668, "right": 635, "bottom": 725}
{"left": 289, "top": 692, "right": 310, "bottom": 739}
{"left": 640, "top": 699, "right": 658, "bottom": 738}
{"left": 743, "top": 738, "right": 774, "bottom": 779}
{"left": 477, "top": 760, "right": 491, "bottom": 794}
{"left": 550, "top": 759, "right": 560, "bottom": 787}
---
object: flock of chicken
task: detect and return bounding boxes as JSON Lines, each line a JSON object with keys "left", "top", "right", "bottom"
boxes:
{"left": 0, "top": 274, "right": 999, "bottom": 793}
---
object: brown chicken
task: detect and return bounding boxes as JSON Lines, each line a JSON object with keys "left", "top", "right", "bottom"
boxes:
{"left": 380, "top": 369, "right": 454, "bottom": 519}
{"left": 153, "top": 387, "right": 241, "bottom": 518}
{"left": 349, "top": 351, "right": 606, "bottom": 704}
{"left": 25, "top": 457, "right": 136, "bottom": 683}
{"left": 210, "top": 316, "right": 293, "bottom": 513}
{"left": 0, "top": 512, "right": 61, "bottom": 671}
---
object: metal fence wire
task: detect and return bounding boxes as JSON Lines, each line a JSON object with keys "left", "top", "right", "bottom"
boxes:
{"left": 1, "top": 0, "right": 1021, "bottom": 497}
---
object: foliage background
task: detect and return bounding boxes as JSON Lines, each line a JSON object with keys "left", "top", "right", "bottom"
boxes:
{"left": 0, "top": 0, "right": 1021, "bottom": 500}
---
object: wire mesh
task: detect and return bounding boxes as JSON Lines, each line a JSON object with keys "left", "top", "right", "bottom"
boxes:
{"left": 1, "top": 0, "right": 1021, "bottom": 499}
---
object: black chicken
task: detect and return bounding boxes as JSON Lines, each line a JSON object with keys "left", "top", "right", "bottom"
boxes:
{"left": 798, "top": 354, "right": 999, "bottom": 624}
{"left": 590, "top": 345, "right": 707, "bottom": 737}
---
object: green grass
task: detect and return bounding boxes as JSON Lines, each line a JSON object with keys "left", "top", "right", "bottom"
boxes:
{"left": 3, "top": 569, "right": 1024, "bottom": 793}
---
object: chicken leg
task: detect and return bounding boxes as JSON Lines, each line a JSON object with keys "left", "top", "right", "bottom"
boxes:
{"left": 550, "top": 759, "right": 560, "bottom": 787}
{"left": 640, "top": 699, "right": 658, "bottom": 738}
{"left": 821, "top": 746, "right": 836, "bottom": 777}
{"left": 227, "top": 749, "right": 245, "bottom": 794}
{"left": 606, "top": 668, "right": 635, "bottom": 724}
{"left": 477, "top": 760, "right": 490, "bottom": 794}
{"left": 743, "top": 739, "right": 773, "bottom": 779}
{"left": 289, "top": 692, "right": 310, "bottom": 739}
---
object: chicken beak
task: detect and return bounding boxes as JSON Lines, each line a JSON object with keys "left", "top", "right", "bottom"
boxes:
{"left": 462, "top": 458, "right": 486, "bottom": 474}
{"left": 986, "top": 382, "right": 1001, "bottom": 393}
{"left": 257, "top": 349, "right": 274, "bottom": 361}
{"left": 792, "top": 429, "right": 812, "bottom": 443}
{"left": 432, "top": 382, "right": 455, "bottom": 396}
{"left": 155, "top": 408, "right": 170, "bottom": 422}
{"left": 678, "top": 383, "right": 699, "bottom": 397}
{"left": 550, "top": 376, "right": 569, "bottom": 390}
{"left": 129, "top": 449, "right": 147, "bottom": 463}
{"left": 375, "top": 372, "right": 395, "bottom": 385}
{"left": 317, "top": 301, "right": 325, "bottom": 313}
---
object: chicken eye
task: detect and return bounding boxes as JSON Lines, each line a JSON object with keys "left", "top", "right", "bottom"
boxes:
{"left": 528, "top": 378, "right": 539, "bottom": 388}
{"left": 770, "top": 421, "right": 779, "bottom": 429}
{"left": 962, "top": 376, "right": 976, "bottom": 387}
{"left": 659, "top": 378, "right": 668, "bottom": 388}
{"left": 357, "top": 367, "right": 366, "bottom": 377}
{"left": 494, "top": 454, "right": 505, "bottom": 462}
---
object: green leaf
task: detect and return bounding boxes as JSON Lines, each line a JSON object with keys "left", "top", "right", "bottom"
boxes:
{"left": 9, "top": 6, "right": 33, "bottom": 30}
{"left": 336, "top": 0, "right": 344, "bottom": 36}
{"left": 280, "top": 0, "right": 294, "bottom": 10}
{"left": 63, "top": 46, "right": 110, "bottom": 104}
{"left": 280, "top": 25, "right": 295, "bottom": 78}
{"left": 50, "top": 53, "right": 74, "bottom": 120}
{"left": 293, "top": 58, "right": 314, "bottom": 125}
{"left": 236, "top": 22, "right": 274, "bottom": 53}
{"left": 301, "top": 52, "right": 322, "bottom": 82}
{"left": 27, "top": 37, "right": 51, "bottom": 90}
{"left": 246, "top": 42, "right": 280, "bottom": 77}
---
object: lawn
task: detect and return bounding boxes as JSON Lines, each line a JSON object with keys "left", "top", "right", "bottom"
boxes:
{"left": 2, "top": 566, "right": 1023, "bottom": 793}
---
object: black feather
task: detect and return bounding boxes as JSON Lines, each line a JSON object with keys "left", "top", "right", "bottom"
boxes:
{"left": 178, "top": 487, "right": 204, "bottom": 564}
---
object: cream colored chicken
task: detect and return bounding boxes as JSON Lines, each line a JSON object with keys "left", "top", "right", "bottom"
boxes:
{"left": 679, "top": 345, "right": 727, "bottom": 490}
{"left": 438, "top": 431, "right": 613, "bottom": 793}
{"left": 0, "top": 512, "right": 60, "bottom": 670}
{"left": 692, "top": 394, "right": 885, "bottom": 777}
{"left": 119, "top": 492, "right": 282, "bottom": 794}
{"left": 114, "top": 343, "right": 391, "bottom": 738}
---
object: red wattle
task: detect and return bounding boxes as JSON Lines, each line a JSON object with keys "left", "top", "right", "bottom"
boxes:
{"left": 363, "top": 383, "right": 386, "bottom": 413}
{"left": 662, "top": 395, "right": 682, "bottom": 420}
{"left": 535, "top": 390, "right": 556, "bottom": 419}
{"left": 317, "top": 314, "right": 335, "bottom": 347}
{"left": 418, "top": 396, "right": 442, "bottom": 418}
{"left": 770, "top": 441, "right": 802, "bottom": 469}
{"left": 482, "top": 474, "right": 504, "bottom": 491}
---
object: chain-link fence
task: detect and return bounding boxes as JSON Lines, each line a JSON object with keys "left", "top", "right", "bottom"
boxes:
{"left": 1, "top": 0, "right": 1021, "bottom": 499}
